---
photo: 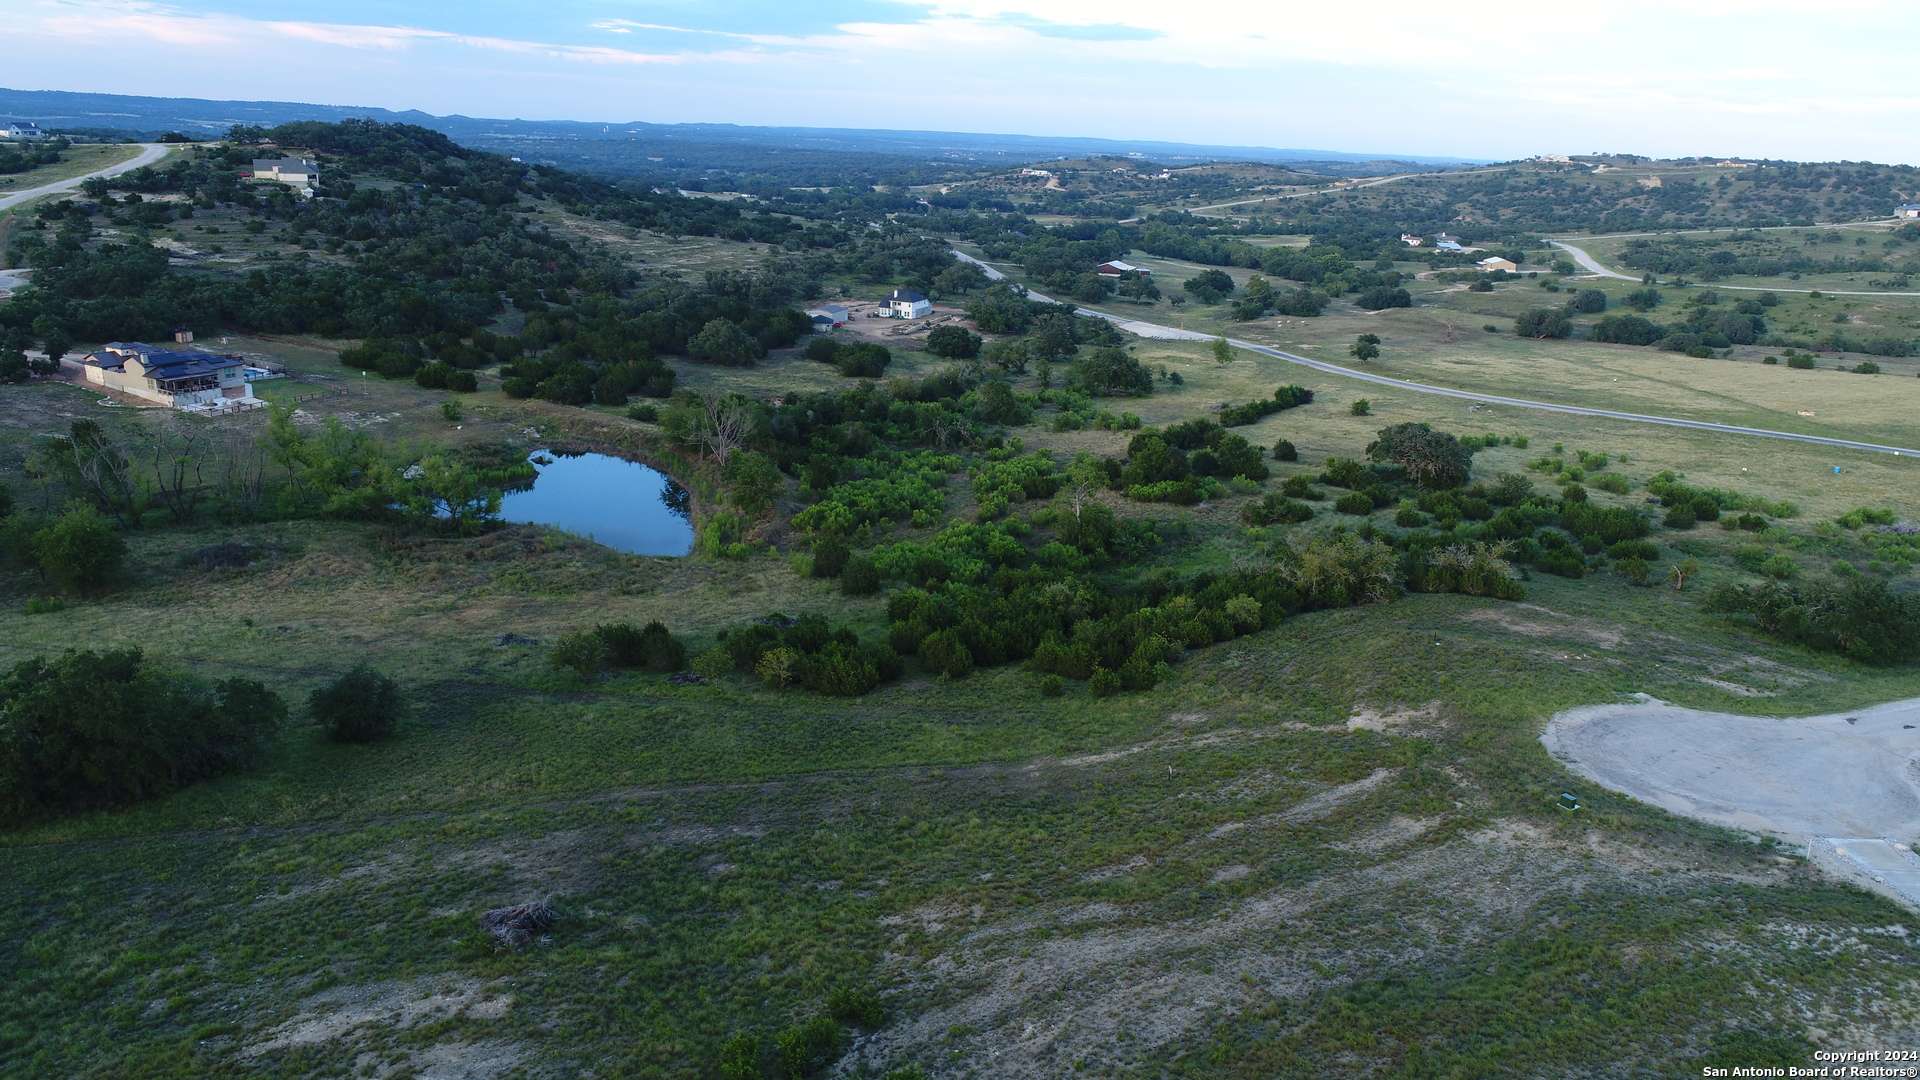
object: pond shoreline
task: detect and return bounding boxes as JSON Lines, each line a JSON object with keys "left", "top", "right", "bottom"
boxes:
{"left": 497, "top": 443, "right": 695, "bottom": 557}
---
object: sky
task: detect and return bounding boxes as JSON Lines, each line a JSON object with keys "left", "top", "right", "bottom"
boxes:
{"left": 5, "top": 0, "right": 1920, "bottom": 163}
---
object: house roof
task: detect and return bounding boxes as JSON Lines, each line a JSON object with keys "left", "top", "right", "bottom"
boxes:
{"left": 1098, "top": 260, "right": 1142, "bottom": 272}
{"left": 1434, "top": 240, "right": 1465, "bottom": 251}
{"left": 890, "top": 289, "right": 928, "bottom": 303}
{"left": 252, "top": 157, "right": 316, "bottom": 173}
{"left": 4, "top": 120, "right": 41, "bottom": 129}
{"left": 89, "top": 343, "right": 244, "bottom": 380}
{"left": 1899, "top": 203, "right": 1920, "bottom": 211}
{"left": 1477, "top": 256, "right": 1515, "bottom": 266}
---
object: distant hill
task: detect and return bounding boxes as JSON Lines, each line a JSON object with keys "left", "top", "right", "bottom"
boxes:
{"left": 0, "top": 86, "right": 1477, "bottom": 180}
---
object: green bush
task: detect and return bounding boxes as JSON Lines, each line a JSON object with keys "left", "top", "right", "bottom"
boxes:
{"left": 1271, "top": 439, "right": 1297, "bottom": 462}
{"left": 825, "top": 985, "right": 885, "bottom": 1029}
{"left": 1242, "top": 493, "right": 1315, "bottom": 526}
{"left": 551, "top": 629, "right": 612, "bottom": 676}
{"left": 717, "top": 1032, "right": 762, "bottom": 1080}
{"left": 919, "top": 628, "right": 975, "bottom": 678}
{"left": 596, "top": 621, "right": 687, "bottom": 671}
{"left": 310, "top": 666, "right": 402, "bottom": 743}
{"left": 1349, "top": 399, "right": 1371, "bottom": 416}
{"left": 774, "top": 1015, "right": 844, "bottom": 1079}
{"left": 811, "top": 536, "right": 850, "bottom": 578}
{"left": 1334, "top": 491, "right": 1374, "bottom": 515}
{"left": 925, "top": 324, "right": 982, "bottom": 359}
{"left": 1709, "top": 576, "right": 1920, "bottom": 664}
{"left": 1088, "top": 666, "right": 1122, "bottom": 697}
{"left": 840, "top": 554, "right": 880, "bottom": 595}
{"left": 31, "top": 504, "right": 125, "bottom": 594}
{"left": 0, "top": 648, "right": 284, "bottom": 821}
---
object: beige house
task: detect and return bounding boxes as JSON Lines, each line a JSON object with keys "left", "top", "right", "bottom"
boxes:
{"left": 251, "top": 157, "right": 319, "bottom": 195}
{"left": 1477, "top": 256, "right": 1518, "bottom": 273}
{"left": 82, "top": 343, "right": 256, "bottom": 409}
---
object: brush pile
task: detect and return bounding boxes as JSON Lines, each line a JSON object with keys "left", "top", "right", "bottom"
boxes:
{"left": 480, "top": 899, "right": 556, "bottom": 947}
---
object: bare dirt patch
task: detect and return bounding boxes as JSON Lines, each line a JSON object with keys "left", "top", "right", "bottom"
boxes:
{"left": 1462, "top": 603, "right": 1624, "bottom": 649}
{"left": 247, "top": 976, "right": 516, "bottom": 1065}
{"left": 851, "top": 822, "right": 1677, "bottom": 1079}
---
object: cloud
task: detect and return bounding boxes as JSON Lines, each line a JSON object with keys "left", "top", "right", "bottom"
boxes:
{"left": 31, "top": 2, "right": 758, "bottom": 66}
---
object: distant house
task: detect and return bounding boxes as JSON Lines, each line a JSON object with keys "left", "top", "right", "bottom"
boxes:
{"left": 1434, "top": 240, "right": 1466, "bottom": 253}
{"left": 1399, "top": 233, "right": 1424, "bottom": 247}
{"left": 1477, "top": 256, "right": 1518, "bottom": 273}
{"left": 1095, "top": 260, "right": 1149, "bottom": 278}
{"left": 0, "top": 120, "right": 44, "bottom": 140}
{"left": 1897, "top": 203, "right": 1920, "bottom": 220}
{"left": 806, "top": 304, "right": 849, "bottom": 332}
{"left": 251, "top": 157, "right": 320, "bottom": 194}
{"left": 81, "top": 343, "right": 256, "bottom": 409}
{"left": 886, "top": 289, "right": 931, "bottom": 319}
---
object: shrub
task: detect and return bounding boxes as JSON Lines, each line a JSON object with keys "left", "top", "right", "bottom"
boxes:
{"left": 919, "top": 628, "right": 975, "bottom": 678}
{"left": 1278, "top": 532, "right": 1399, "bottom": 608}
{"left": 597, "top": 621, "right": 686, "bottom": 671}
{"left": 1409, "top": 541, "right": 1526, "bottom": 600}
{"left": 31, "top": 504, "right": 124, "bottom": 594}
{"left": 826, "top": 986, "right": 885, "bottom": 1029}
{"left": 551, "top": 629, "right": 612, "bottom": 676}
{"left": 1709, "top": 577, "right": 1920, "bottom": 664}
{"left": 1515, "top": 308, "right": 1573, "bottom": 339}
{"left": 1281, "top": 475, "right": 1323, "bottom": 500}
{"left": 1088, "top": 666, "right": 1122, "bottom": 697}
{"left": 626, "top": 403, "right": 659, "bottom": 422}
{"left": 1664, "top": 506, "right": 1697, "bottom": 530}
{"left": 1272, "top": 439, "right": 1297, "bottom": 462}
{"left": 692, "top": 647, "right": 733, "bottom": 681}
{"left": 1242, "top": 493, "right": 1315, "bottom": 526}
{"left": 811, "top": 536, "right": 850, "bottom": 578}
{"left": 310, "top": 666, "right": 402, "bottom": 743}
{"left": 925, "top": 324, "right": 983, "bottom": 359}
{"left": 1334, "top": 491, "right": 1375, "bottom": 515}
{"left": 774, "top": 1015, "right": 844, "bottom": 1080}
{"left": 1349, "top": 399, "right": 1371, "bottom": 416}
{"left": 756, "top": 646, "right": 799, "bottom": 688}
{"left": 717, "top": 1033, "right": 762, "bottom": 1080}
{"left": 0, "top": 649, "right": 284, "bottom": 821}
{"left": 840, "top": 554, "right": 881, "bottom": 595}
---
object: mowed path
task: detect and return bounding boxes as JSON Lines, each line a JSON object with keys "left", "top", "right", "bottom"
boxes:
{"left": 946, "top": 249, "right": 1920, "bottom": 458}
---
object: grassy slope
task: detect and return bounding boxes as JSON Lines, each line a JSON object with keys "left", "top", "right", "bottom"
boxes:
{"left": 0, "top": 142, "right": 142, "bottom": 195}
{"left": 3, "top": 232, "right": 1920, "bottom": 1077}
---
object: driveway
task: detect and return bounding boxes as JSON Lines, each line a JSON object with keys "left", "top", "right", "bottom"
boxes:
{"left": 0, "top": 142, "right": 172, "bottom": 214}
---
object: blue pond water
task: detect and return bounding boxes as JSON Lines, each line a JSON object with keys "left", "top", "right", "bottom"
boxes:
{"left": 499, "top": 451, "right": 692, "bottom": 556}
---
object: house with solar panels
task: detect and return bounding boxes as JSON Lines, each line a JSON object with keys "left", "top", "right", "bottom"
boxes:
{"left": 81, "top": 342, "right": 257, "bottom": 409}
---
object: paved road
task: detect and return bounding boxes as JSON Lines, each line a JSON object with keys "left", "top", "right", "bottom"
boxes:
{"left": 1810, "top": 838, "right": 1920, "bottom": 912}
{"left": 949, "top": 248, "right": 1920, "bottom": 458}
{"left": 0, "top": 143, "right": 170, "bottom": 214}
{"left": 1549, "top": 234, "right": 1920, "bottom": 298}
{"left": 1187, "top": 170, "right": 1436, "bottom": 216}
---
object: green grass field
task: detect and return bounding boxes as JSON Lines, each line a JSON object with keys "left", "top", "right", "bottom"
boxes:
{"left": 0, "top": 142, "right": 144, "bottom": 195}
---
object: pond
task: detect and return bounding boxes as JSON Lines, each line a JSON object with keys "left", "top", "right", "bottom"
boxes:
{"left": 500, "top": 450, "right": 693, "bottom": 556}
